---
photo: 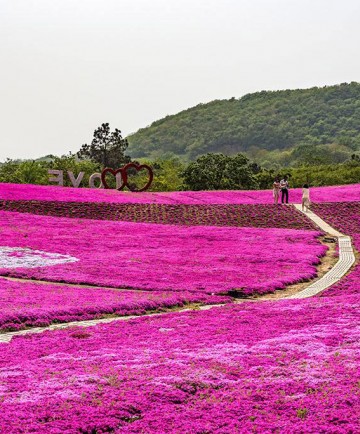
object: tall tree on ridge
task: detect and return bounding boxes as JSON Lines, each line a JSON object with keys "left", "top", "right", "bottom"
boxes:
{"left": 77, "top": 123, "right": 130, "bottom": 168}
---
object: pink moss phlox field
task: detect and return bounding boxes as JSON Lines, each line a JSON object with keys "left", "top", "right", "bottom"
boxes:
{"left": 2, "top": 182, "right": 360, "bottom": 204}
{"left": 1, "top": 297, "right": 359, "bottom": 433}
{"left": 0, "top": 278, "right": 229, "bottom": 332}
{"left": 313, "top": 202, "right": 360, "bottom": 236}
{"left": 0, "top": 211, "right": 326, "bottom": 295}
{"left": 313, "top": 202, "right": 360, "bottom": 297}
{"left": 0, "top": 200, "right": 317, "bottom": 230}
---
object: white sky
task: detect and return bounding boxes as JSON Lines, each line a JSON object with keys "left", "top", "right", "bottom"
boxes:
{"left": 0, "top": 0, "right": 359, "bottom": 161}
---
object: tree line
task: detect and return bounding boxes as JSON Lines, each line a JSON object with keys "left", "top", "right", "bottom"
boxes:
{"left": 2, "top": 122, "right": 360, "bottom": 191}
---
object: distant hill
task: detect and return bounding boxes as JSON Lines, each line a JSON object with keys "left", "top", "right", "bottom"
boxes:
{"left": 127, "top": 82, "right": 360, "bottom": 161}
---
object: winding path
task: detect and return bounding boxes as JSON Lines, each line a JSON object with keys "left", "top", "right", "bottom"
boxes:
{"left": 288, "top": 205, "right": 355, "bottom": 298}
{"left": 0, "top": 206, "right": 356, "bottom": 344}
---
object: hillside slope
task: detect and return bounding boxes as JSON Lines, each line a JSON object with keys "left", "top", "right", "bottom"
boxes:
{"left": 127, "top": 82, "right": 360, "bottom": 160}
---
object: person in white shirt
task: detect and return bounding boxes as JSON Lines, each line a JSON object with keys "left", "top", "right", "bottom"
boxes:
{"left": 280, "top": 176, "right": 289, "bottom": 204}
{"left": 302, "top": 184, "right": 311, "bottom": 212}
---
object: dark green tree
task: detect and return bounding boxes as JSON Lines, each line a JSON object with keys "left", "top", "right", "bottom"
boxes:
{"left": 223, "top": 154, "right": 258, "bottom": 189}
{"left": 181, "top": 153, "right": 228, "bottom": 190}
{"left": 77, "top": 123, "right": 130, "bottom": 168}
{"left": 181, "top": 153, "right": 258, "bottom": 190}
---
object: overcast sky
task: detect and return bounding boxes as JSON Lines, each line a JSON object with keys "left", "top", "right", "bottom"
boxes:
{"left": 0, "top": 0, "right": 359, "bottom": 161}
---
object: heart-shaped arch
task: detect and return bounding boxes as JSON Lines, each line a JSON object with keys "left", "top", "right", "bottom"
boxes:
{"left": 122, "top": 163, "right": 153, "bottom": 192}
{"left": 100, "top": 168, "right": 126, "bottom": 190}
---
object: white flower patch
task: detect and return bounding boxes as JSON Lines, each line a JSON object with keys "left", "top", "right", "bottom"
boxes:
{"left": 0, "top": 247, "right": 78, "bottom": 269}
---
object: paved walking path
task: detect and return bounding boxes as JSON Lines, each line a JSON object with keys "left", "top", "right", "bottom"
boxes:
{"left": 288, "top": 205, "right": 355, "bottom": 299}
{"left": 0, "top": 206, "right": 356, "bottom": 343}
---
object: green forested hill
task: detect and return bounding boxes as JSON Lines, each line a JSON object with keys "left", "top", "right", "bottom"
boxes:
{"left": 127, "top": 82, "right": 360, "bottom": 161}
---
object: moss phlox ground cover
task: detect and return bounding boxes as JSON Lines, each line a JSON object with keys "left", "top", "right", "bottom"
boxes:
{"left": 0, "top": 210, "right": 326, "bottom": 295}
{"left": 0, "top": 200, "right": 317, "bottom": 230}
{"left": 1, "top": 182, "right": 360, "bottom": 204}
{"left": 1, "top": 183, "right": 359, "bottom": 433}
{"left": 1, "top": 296, "right": 359, "bottom": 433}
{"left": 0, "top": 278, "right": 230, "bottom": 332}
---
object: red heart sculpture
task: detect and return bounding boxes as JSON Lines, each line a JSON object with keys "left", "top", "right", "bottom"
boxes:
{"left": 122, "top": 163, "right": 153, "bottom": 192}
{"left": 101, "top": 168, "right": 126, "bottom": 190}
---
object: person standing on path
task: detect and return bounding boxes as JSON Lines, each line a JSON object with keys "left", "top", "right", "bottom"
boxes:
{"left": 280, "top": 176, "right": 289, "bottom": 204}
{"left": 302, "top": 184, "right": 311, "bottom": 212}
{"left": 273, "top": 177, "right": 281, "bottom": 204}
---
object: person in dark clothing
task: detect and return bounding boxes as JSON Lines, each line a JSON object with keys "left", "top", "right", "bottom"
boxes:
{"left": 280, "top": 176, "right": 289, "bottom": 204}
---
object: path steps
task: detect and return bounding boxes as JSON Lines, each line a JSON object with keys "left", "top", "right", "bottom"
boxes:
{"left": 288, "top": 205, "right": 355, "bottom": 299}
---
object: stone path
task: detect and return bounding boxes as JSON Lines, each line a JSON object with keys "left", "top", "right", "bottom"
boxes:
{"left": 288, "top": 205, "right": 355, "bottom": 299}
{"left": 0, "top": 206, "right": 356, "bottom": 343}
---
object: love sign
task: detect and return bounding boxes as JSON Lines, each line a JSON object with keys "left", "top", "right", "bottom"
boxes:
{"left": 48, "top": 163, "right": 153, "bottom": 192}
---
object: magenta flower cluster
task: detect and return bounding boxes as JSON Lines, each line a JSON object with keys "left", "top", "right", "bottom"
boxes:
{"left": 0, "top": 277, "right": 230, "bottom": 332}
{"left": 1, "top": 181, "right": 360, "bottom": 204}
{"left": 0, "top": 182, "right": 359, "bottom": 432}
{"left": 313, "top": 202, "right": 360, "bottom": 236}
{"left": 0, "top": 210, "right": 326, "bottom": 295}
{"left": 0, "top": 295, "right": 359, "bottom": 433}
{"left": 0, "top": 200, "right": 317, "bottom": 230}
